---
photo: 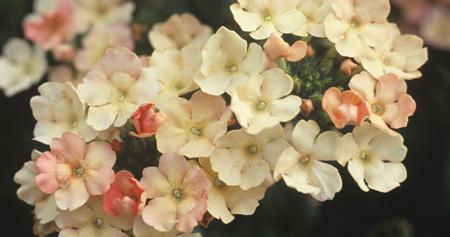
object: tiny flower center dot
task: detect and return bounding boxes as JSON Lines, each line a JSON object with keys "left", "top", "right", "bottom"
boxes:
{"left": 371, "top": 104, "right": 385, "bottom": 115}
{"left": 74, "top": 167, "right": 84, "bottom": 176}
{"left": 229, "top": 65, "right": 238, "bottom": 73}
{"left": 256, "top": 101, "right": 267, "bottom": 111}
{"left": 71, "top": 121, "right": 78, "bottom": 128}
{"left": 117, "top": 94, "right": 126, "bottom": 103}
{"left": 190, "top": 127, "right": 202, "bottom": 136}
{"left": 94, "top": 218, "right": 104, "bottom": 228}
{"left": 248, "top": 145, "right": 258, "bottom": 154}
{"left": 172, "top": 189, "right": 183, "bottom": 200}
{"left": 360, "top": 151, "right": 369, "bottom": 161}
{"left": 300, "top": 155, "right": 310, "bottom": 163}
{"left": 264, "top": 15, "right": 272, "bottom": 21}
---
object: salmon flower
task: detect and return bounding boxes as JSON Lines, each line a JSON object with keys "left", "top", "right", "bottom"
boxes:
{"left": 103, "top": 171, "right": 144, "bottom": 216}
{"left": 130, "top": 103, "right": 165, "bottom": 138}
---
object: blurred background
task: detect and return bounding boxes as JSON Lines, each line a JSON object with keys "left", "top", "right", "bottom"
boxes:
{"left": 1, "top": 0, "right": 449, "bottom": 236}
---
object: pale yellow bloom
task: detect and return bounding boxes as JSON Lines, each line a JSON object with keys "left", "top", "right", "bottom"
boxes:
{"left": 294, "top": 0, "right": 333, "bottom": 37}
{"left": 230, "top": 0, "right": 306, "bottom": 40}
{"left": 231, "top": 68, "right": 302, "bottom": 134}
{"left": 337, "top": 123, "right": 407, "bottom": 192}
{"left": 155, "top": 91, "right": 231, "bottom": 158}
{"left": 210, "top": 125, "right": 288, "bottom": 190}
{"left": 133, "top": 217, "right": 202, "bottom": 237}
{"left": 194, "top": 27, "right": 266, "bottom": 96}
{"left": 274, "top": 120, "right": 342, "bottom": 201}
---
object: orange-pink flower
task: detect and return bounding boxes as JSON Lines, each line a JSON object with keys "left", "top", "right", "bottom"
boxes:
{"left": 103, "top": 171, "right": 144, "bottom": 216}
{"left": 35, "top": 132, "right": 116, "bottom": 211}
{"left": 24, "top": 0, "right": 76, "bottom": 50}
{"left": 322, "top": 87, "right": 370, "bottom": 129}
{"left": 129, "top": 103, "right": 166, "bottom": 138}
{"left": 264, "top": 34, "right": 307, "bottom": 63}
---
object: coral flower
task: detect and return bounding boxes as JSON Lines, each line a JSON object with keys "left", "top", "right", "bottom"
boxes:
{"left": 264, "top": 34, "right": 308, "bottom": 63}
{"left": 35, "top": 132, "right": 116, "bottom": 211}
{"left": 24, "top": 0, "right": 76, "bottom": 50}
{"left": 130, "top": 103, "right": 165, "bottom": 138}
{"left": 140, "top": 154, "right": 211, "bottom": 233}
{"left": 103, "top": 171, "right": 144, "bottom": 216}
{"left": 322, "top": 87, "right": 370, "bottom": 129}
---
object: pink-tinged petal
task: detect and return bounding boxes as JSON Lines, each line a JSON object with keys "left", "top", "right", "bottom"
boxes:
{"left": 84, "top": 142, "right": 116, "bottom": 169}
{"left": 99, "top": 47, "right": 141, "bottom": 78}
{"left": 35, "top": 152, "right": 58, "bottom": 194}
{"left": 55, "top": 178, "right": 89, "bottom": 211}
{"left": 51, "top": 132, "right": 86, "bottom": 164}
{"left": 103, "top": 188, "right": 124, "bottom": 216}
{"left": 340, "top": 59, "right": 358, "bottom": 76}
{"left": 130, "top": 103, "right": 165, "bottom": 138}
{"left": 369, "top": 114, "right": 398, "bottom": 136}
{"left": 375, "top": 74, "right": 407, "bottom": 105}
{"left": 140, "top": 167, "right": 172, "bottom": 198}
{"left": 159, "top": 154, "right": 190, "bottom": 186}
{"left": 389, "top": 94, "right": 416, "bottom": 129}
{"left": 263, "top": 34, "right": 291, "bottom": 62}
{"left": 84, "top": 167, "right": 115, "bottom": 195}
{"left": 176, "top": 197, "right": 208, "bottom": 233}
{"left": 182, "top": 164, "right": 211, "bottom": 200}
{"left": 142, "top": 196, "right": 177, "bottom": 232}
{"left": 322, "top": 87, "right": 345, "bottom": 128}
{"left": 349, "top": 72, "right": 377, "bottom": 102}
{"left": 103, "top": 171, "right": 144, "bottom": 216}
{"left": 286, "top": 40, "right": 307, "bottom": 62}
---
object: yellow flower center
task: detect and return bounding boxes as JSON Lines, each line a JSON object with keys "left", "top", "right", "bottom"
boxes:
{"left": 229, "top": 65, "right": 238, "bottom": 73}
{"left": 117, "top": 94, "right": 126, "bottom": 103}
{"left": 74, "top": 167, "right": 84, "bottom": 177}
{"left": 190, "top": 127, "right": 202, "bottom": 136}
{"left": 264, "top": 15, "right": 272, "bottom": 21}
{"left": 360, "top": 151, "right": 369, "bottom": 161}
{"left": 371, "top": 104, "right": 385, "bottom": 116}
{"left": 94, "top": 218, "right": 104, "bottom": 228}
{"left": 71, "top": 121, "right": 78, "bottom": 128}
{"left": 299, "top": 155, "right": 310, "bottom": 163}
{"left": 172, "top": 189, "right": 183, "bottom": 200}
{"left": 248, "top": 145, "right": 259, "bottom": 154}
{"left": 256, "top": 101, "right": 267, "bottom": 111}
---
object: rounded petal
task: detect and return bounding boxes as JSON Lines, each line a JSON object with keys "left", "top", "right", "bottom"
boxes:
{"left": 140, "top": 167, "right": 171, "bottom": 198}
{"left": 54, "top": 178, "right": 89, "bottom": 211}
{"left": 291, "top": 120, "right": 320, "bottom": 154}
{"left": 309, "top": 160, "right": 342, "bottom": 201}
{"left": 87, "top": 104, "right": 118, "bottom": 131}
{"left": 159, "top": 154, "right": 190, "bottom": 186}
{"left": 142, "top": 196, "right": 177, "bottom": 232}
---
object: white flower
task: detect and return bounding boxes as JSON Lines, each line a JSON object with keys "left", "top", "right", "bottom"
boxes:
{"left": 359, "top": 31, "right": 428, "bottom": 80}
{"left": 231, "top": 68, "right": 302, "bottom": 134}
{"left": 155, "top": 91, "right": 231, "bottom": 158}
{"left": 149, "top": 13, "right": 212, "bottom": 51}
{"left": 194, "top": 27, "right": 266, "bottom": 96}
{"left": 337, "top": 123, "right": 407, "bottom": 192}
{"left": 0, "top": 38, "right": 47, "bottom": 97}
{"left": 294, "top": 0, "right": 333, "bottom": 37}
{"left": 274, "top": 120, "right": 342, "bottom": 201}
{"left": 230, "top": 0, "right": 306, "bottom": 40}
{"left": 31, "top": 82, "right": 98, "bottom": 145}
{"left": 133, "top": 217, "right": 202, "bottom": 237}
{"left": 210, "top": 125, "right": 288, "bottom": 190}
{"left": 199, "top": 158, "right": 266, "bottom": 224}
{"left": 323, "top": 0, "right": 392, "bottom": 58}
{"left": 77, "top": 47, "right": 159, "bottom": 131}
{"left": 144, "top": 45, "right": 201, "bottom": 106}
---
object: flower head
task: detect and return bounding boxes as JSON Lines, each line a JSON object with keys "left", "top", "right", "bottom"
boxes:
{"left": 194, "top": 27, "right": 266, "bottom": 96}
{"left": 103, "top": 171, "right": 144, "bottom": 216}
{"left": 77, "top": 47, "right": 159, "bottom": 131}
{"left": 337, "top": 123, "right": 407, "bottom": 192}
{"left": 149, "top": 13, "right": 212, "bottom": 51}
{"left": 274, "top": 120, "right": 342, "bottom": 201}
{"left": 156, "top": 91, "right": 231, "bottom": 158}
{"left": 35, "top": 132, "right": 116, "bottom": 211}
{"left": 322, "top": 87, "right": 370, "bottom": 129}
{"left": 129, "top": 103, "right": 165, "bottom": 138}
{"left": 231, "top": 68, "right": 302, "bottom": 134}
{"left": 230, "top": 0, "right": 306, "bottom": 40}
{"left": 76, "top": 0, "right": 135, "bottom": 31}
{"left": 140, "top": 154, "right": 211, "bottom": 233}
{"left": 349, "top": 72, "right": 416, "bottom": 135}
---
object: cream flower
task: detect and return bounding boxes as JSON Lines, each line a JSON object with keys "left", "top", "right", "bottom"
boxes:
{"left": 56, "top": 197, "right": 133, "bottom": 237}
{"left": 35, "top": 132, "right": 116, "bottom": 211}
{"left": 199, "top": 158, "right": 266, "bottom": 224}
{"left": 337, "top": 123, "right": 407, "bottom": 192}
{"left": 140, "top": 154, "right": 210, "bottom": 233}
{"left": 155, "top": 91, "right": 231, "bottom": 158}
{"left": 324, "top": 0, "right": 392, "bottom": 57}
{"left": 194, "top": 27, "right": 266, "bottom": 96}
{"left": 230, "top": 0, "right": 306, "bottom": 40}
{"left": 75, "top": 0, "right": 135, "bottom": 32}
{"left": 0, "top": 38, "right": 47, "bottom": 97}
{"left": 294, "top": 0, "right": 333, "bottom": 37}
{"left": 349, "top": 72, "right": 416, "bottom": 135}
{"left": 77, "top": 47, "right": 159, "bottom": 131}
{"left": 133, "top": 217, "right": 202, "bottom": 237}
{"left": 75, "top": 24, "right": 134, "bottom": 72}
{"left": 210, "top": 125, "right": 288, "bottom": 190}
{"left": 149, "top": 13, "right": 212, "bottom": 51}
{"left": 359, "top": 32, "right": 428, "bottom": 80}
{"left": 144, "top": 45, "right": 201, "bottom": 106}
{"left": 274, "top": 120, "right": 342, "bottom": 201}
{"left": 231, "top": 68, "right": 302, "bottom": 134}
{"left": 31, "top": 82, "right": 98, "bottom": 145}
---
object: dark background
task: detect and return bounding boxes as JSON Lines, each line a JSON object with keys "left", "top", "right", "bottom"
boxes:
{"left": 1, "top": 0, "right": 449, "bottom": 236}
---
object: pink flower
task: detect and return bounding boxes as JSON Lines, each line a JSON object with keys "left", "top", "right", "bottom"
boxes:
{"left": 140, "top": 154, "right": 211, "bottom": 233}
{"left": 35, "top": 132, "right": 116, "bottom": 211}
{"left": 349, "top": 72, "right": 417, "bottom": 135}
{"left": 264, "top": 34, "right": 307, "bottom": 63}
{"left": 322, "top": 87, "right": 370, "bottom": 129}
{"left": 129, "top": 103, "right": 165, "bottom": 138}
{"left": 103, "top": 171, "right": 144, "bottom": 216}
{"left": 24, "top": 0, "right": 76, "bottom": 50}
{"left": 340, "top": 59, "right": 359, "bottom": 76}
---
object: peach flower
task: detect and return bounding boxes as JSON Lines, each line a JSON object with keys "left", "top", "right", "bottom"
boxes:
{"left": 129, "top": 103, "right": 165, "bottom": 138}
{"left": 264, "top": 34, "right": 307, "bottom": 63}
{"left": 322, "top": 87, "right": 369, "bottom": 129}
{"left": 349, "top": 72, "right": 416, "bottom": 135}
{"left": 35, "top": 132, "right": 116, "bottom": 211}
{"left": 24, "top": 0, "right": 76, "bottom": 50}
{"left": 140, "top": 154, "right": 210, "bottom": 233}
{"left": 340, "top": 59, "right": 359, "bottom": 76}
{"left": 103, "top": 171, "right": 144, "bottom": 216}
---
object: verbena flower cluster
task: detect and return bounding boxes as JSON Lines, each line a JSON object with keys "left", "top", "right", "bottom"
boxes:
{"left": 7, "top": 0, "right": 428, "bottom": 236}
